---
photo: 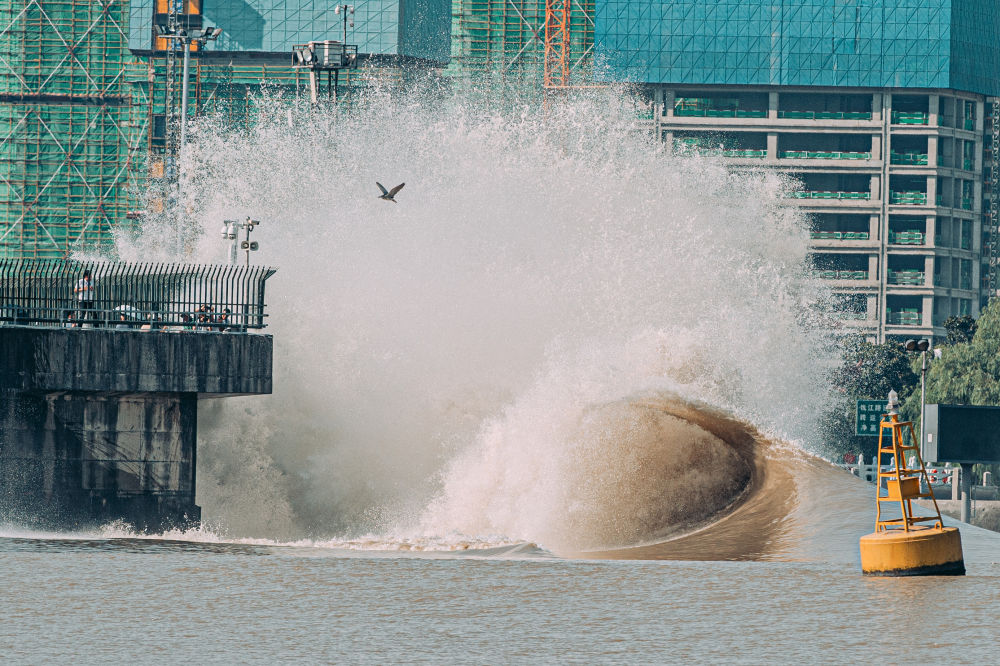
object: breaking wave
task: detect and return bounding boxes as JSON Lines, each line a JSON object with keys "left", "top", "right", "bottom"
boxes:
{"left": 110, "top": 81, "right": 845, "bottom": 556}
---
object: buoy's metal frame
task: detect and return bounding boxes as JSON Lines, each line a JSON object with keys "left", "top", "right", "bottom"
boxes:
{"left": 859, "top": 391, "right": 965, "bottom": 576}
{"left": 874, "top": 412, "right": 944, "bottom": 532}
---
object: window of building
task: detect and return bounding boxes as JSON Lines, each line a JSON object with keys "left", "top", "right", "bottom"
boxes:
{"left": 962, "top": 100, "right": 976, "bottom": 130}
{"left": 889, "top": 136, "right": 928, "bottom": 165}
{"left": 961, "top": 180, "right": 974, "bottom": 210}
{"left": 888, "top": 216, "right": 926, "bottom": 245}
{"left": 809, "top": 213, "right": 871, "bottom": 240}
{"left": 962, "top": 140, "right": 975, "bottom": 171}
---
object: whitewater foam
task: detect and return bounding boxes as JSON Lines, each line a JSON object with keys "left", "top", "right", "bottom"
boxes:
{"left": 113, "top": 82, "right": 837, "bottom": 550}
{"left": 0, "top": 521, "right": 542, "bottom": 556}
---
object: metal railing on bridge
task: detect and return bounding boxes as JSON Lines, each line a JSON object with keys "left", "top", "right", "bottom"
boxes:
{"left": 0, "top": 260, "right": 276, "bottom": 331}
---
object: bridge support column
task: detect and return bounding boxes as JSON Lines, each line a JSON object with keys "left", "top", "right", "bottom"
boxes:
{"left": 0, "top": 390, "right": 199, "bottom": 530}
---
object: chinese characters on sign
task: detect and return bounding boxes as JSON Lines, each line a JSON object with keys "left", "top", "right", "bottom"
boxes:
{"left": 856, "top": 399, "right": 890, "bottom": 436}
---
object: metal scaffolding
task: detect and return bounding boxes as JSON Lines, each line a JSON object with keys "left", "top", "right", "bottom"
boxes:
{"left": 0, "top": 0, "right": 143, "bottom": 259}
{"left": 0, "top": 0, "right": 595, "bottom": 261}
{"left": 449, "top": 0, "right": 594, "bottom": 86}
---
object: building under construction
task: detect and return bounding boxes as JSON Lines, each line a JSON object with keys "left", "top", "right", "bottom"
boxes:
{"left": 0, "top": 0, "right": 455, "bottom": 259}
{"left": 0, "top": 0, "right": 140, "bottom": 259}
{"left": 0, "top": 0, "right": 597, "bottom": 259}
{"left": 448, "top": 0, "right": 594, "bottom": 87}
{"left": 592, "top": 0, "right": 1000, "bottom": 340}
{"left": 2, "top": 1, "right": 999, "bottom": 340}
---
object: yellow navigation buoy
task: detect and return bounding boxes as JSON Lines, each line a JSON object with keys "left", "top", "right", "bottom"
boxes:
{"left": 859, "top": 391, "right": 965, "bottom": 576}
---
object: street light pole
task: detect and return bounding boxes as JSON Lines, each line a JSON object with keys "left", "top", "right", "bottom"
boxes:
{"left": 180, "top": 42, "right": 192, "bottom": 152}
{"left": 920, "top": 347, "right": 927, "bottom": 450}
{"left": 155, "top": 25, "right": 222, "bottom": 256}
{"left": 155, "top": 26, "right": 223, "bottom": 154}
{"left": 905, "top": 338, "right": 931, "bottom": 458}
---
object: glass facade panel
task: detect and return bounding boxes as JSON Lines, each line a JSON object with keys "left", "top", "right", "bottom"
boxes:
{"left": 128, "top": 0, "right": 451, "bottom": 61}
{"left": 951, "top": 0, "right": 1000, "bottom": 95}
{"left": 595, "top": 0, "right": 1000, "bottom": 96}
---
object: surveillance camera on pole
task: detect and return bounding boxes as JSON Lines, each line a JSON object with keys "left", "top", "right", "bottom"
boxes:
{"left": 221, "top": 217, "right": 262, "bottom": 265}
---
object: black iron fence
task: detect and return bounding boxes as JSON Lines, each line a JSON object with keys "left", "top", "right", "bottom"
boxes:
{"left": 0, "top": 260, "right": 276, "bottom": 331}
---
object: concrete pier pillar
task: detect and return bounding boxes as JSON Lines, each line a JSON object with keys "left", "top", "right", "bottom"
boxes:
{"left": 0, "top": 327, "right": 272, "bottom": 530}
{"left": 1, "top": 391, "right": 198, "bottom": 529}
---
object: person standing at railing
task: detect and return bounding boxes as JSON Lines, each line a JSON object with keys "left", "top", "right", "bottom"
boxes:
{"left": 196, "top": 305, "right": 212, "bottom": 330}
{"left": 74, "top": 269, "right": 97, "bottom": 325}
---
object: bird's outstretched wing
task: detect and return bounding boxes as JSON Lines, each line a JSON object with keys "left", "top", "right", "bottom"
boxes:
{"left": 376, "top": 182, "right": 389, "bottom": 196}
{"left": 388, "top": 182, "right": 405, "bottom": 197}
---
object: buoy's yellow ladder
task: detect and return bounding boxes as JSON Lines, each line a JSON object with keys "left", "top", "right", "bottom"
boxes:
{"left": 874, "top": 415, "right": 945, "bottom": 532}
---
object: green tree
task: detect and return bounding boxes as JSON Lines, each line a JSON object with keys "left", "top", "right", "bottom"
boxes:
{"left": 942, "top": 314, "right": 977, "bottom": 345}
{"left": 831, "top": 338, "right": 919, "bottom": 399}
{"left": 820, "top": 337, "right": 918, "bottom": 461}
{"left": 904, "top": 300, "right": 1000, "bottom": 415}
{"left": 901, "top": 302, "right": 999, "bottom": 475}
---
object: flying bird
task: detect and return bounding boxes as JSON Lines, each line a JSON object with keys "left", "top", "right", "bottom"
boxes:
{"left": 377, "top": 182, "right": 405, "bottom": 203}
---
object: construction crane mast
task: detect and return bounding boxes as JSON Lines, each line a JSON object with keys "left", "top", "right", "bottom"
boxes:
{"left": 544, "top": 0, "right": 570, "bottom": 88}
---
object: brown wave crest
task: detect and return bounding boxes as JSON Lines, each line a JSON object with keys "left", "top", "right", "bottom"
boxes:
{"left": 565, "top": 397, "right": 800, "bottom": 561}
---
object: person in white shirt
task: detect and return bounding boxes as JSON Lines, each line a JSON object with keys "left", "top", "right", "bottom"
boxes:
{"left": 74, "top": 269, "right": 96, "bottom": 323}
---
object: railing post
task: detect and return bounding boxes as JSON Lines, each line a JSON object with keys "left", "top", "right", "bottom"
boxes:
{"left": 0, "top": 261, "right": 273, "bottom": 331}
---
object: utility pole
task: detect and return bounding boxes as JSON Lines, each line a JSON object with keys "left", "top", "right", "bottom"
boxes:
{"left": 155, "top": 24, "right": 222, "bottom": 256}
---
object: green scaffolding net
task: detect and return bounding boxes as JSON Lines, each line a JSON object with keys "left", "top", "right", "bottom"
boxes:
{"left": 0, "top": 0, "right": 140, "bottom": 259}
